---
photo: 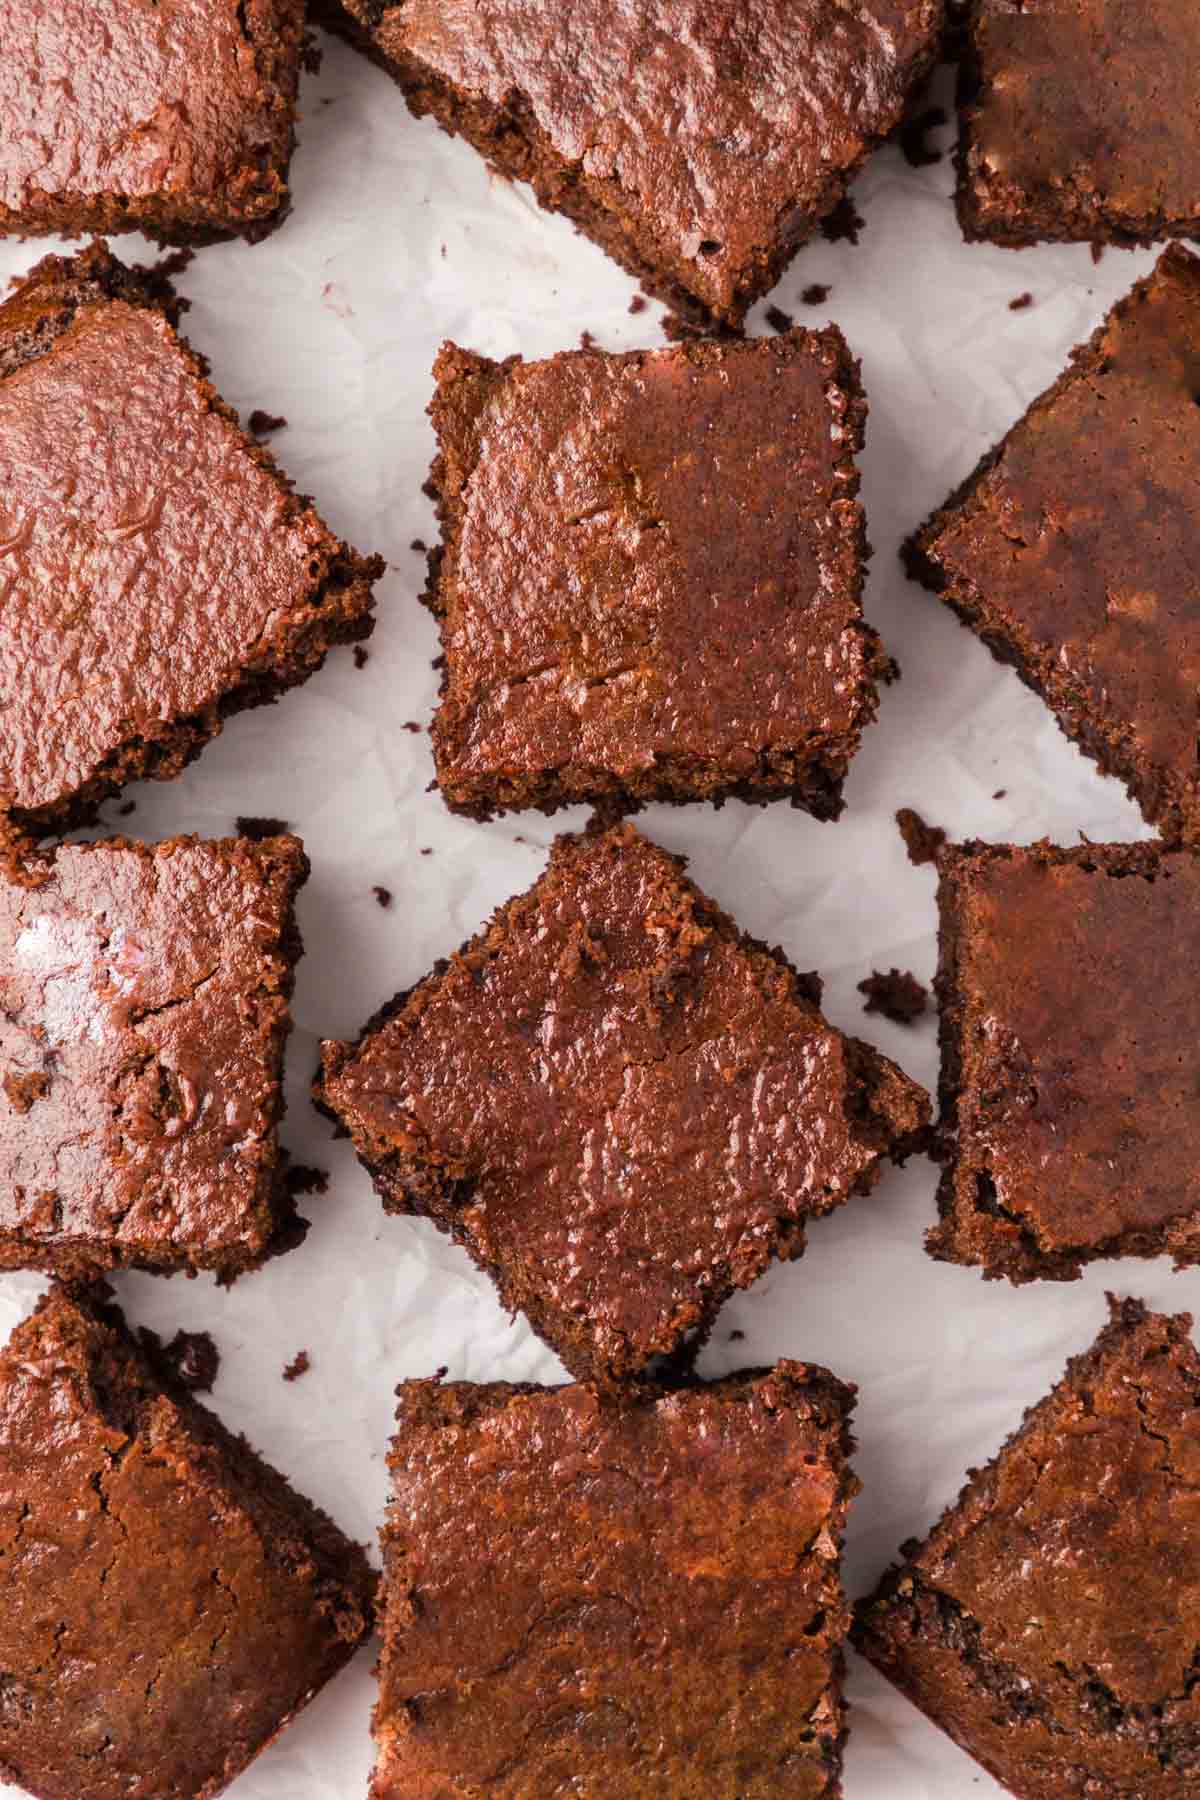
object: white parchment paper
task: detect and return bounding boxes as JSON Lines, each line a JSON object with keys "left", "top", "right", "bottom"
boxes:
{"left": 0, "top": 43, "right": 1187, "bottom": 1799}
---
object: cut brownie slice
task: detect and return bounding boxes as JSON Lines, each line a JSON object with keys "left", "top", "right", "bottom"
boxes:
{"left": 0, "top": 1283, "right": 374, "bottom": 1800}
{"left": 906, "top": 244, "right": 1200, "bottom": 846}
{"left": 424, "top": 330, "right": 889, "bottom": 820}
{"left": 0, "top": 243, "right": 383, "bottom": 849}
{"left": 854, "top": 1298, "right": 1200, "bottom": 1800}
{"left": 958, "top": 0, "right": 1200, "bottom": 248}
{"left": 0, "top": 832, "right": 310, "bottom": 1281}
{"left": 316, "top": 0, "right": 944, "bottom": 328}
{"left": 0, "top": 0, "right": 310, "bottom": 244}
{"left": 318, "top": 821, "right": 929, "bottom": 1384}
{"left": 372, "top": 1362, "right": 857, "bottom": 1798}
{"left": 932, "top": 839, "right": 1200, "bottom": 1281}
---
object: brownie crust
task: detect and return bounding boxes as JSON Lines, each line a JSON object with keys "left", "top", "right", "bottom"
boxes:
{"left": 424, "top": 330, "right": 889, "bottom": 821}
{"left": 854, "top": 1298, "right": 1200, "bottom": 1799}
{"left": 905, "top": 244, "right": 1200, "bottom": 846}
{"left": 318, "top": 821, "right": 929, "bottom": 1385}
{"left": 0, "top": 1284, "right": 375, "bottom": 1800}
{"left": 0, "top": 0, "right": 311, "bottom": 245}
{"left": 372, "top": 1362, "right": 858, "bottom": 1797}
{"left": 958, "top": 0, "right": 1200, "bottom": 249}
{"left": 0, "top": 243, "right": 383, "bottom": 849}
{"left": 0, "top": 833, "right": 311, "bottom": 1282}
{"left": 316, "top": 0, "right": 943, "bottom": 327}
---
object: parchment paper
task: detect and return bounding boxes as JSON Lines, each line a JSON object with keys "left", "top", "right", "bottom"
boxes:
{"left": 0, "top": 44, "right": 1185, "bottom": 1799}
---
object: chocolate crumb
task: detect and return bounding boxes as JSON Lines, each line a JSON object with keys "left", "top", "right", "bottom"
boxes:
{"left": 284, "top": 1164, "right": 329, "bottom": 1198}
{"left": 801, "top": 282, "right": 832, "bottom": 306}
{"left": 235, "top": 815, "right": 289, "bottom": 842}
{"left": 579, "top": 330, "right": 598, "bottom": 350}
{"left": 820, "top": 197, "right": 865, "bottom": 244}
{"left": 117, "top": 800, "right": 136, "bottom": 816}
{"left": 142, "top": 1328, "right": 221, "bottom": 1394}
{"left": 403, "top": 721, "right": 422, "bottom": 734}
{"left": 899, "top": 104, "right": 947, "bottom": 168}
{"left": 765, "top": 304, "right": 794, "bottom": 332}
{"left": 993, "top": 788, "right": 1007, "bottom": 801}
{"left": 628, "top": 295, "right": 648, "bottom": 315}
{"left": 896, "top": 807, "right": 947, "bottom": 867}
{"left": 420, "top": 848, "right": 433, "bottom": 857}
{"left": 1008, "top": 292, "right": 1034, "bottom": 311}
{"left": 1090, "top": 242, "right": 1105, "bottom": 265}
{"left": 247, "top": 409, "right": 288, "bottom": 439}
{"left": 410, "top": 538, "right": 428, "bottom": 553}
{"left": 372, "top": 885, "right": 393, "bottom": 908}
{"left": 353, "top": 645, "right": 369, "bottom": 669}
{"left": 728, "top": 1329, "right": 746, "bottom": 1342}
{"left": 3, "top": 1071, "right": 49, "bottom": 1114}
{"left": 858, "top": 968, "right": 929, "bottom": 1026}
{"left": 283, "top": 1350, "right": 311, "bottom": 1383}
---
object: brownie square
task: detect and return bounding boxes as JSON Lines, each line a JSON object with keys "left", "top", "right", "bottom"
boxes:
{"left": 0, "top": 1283, "right": 374, "bottom": 1799}
{"left": 372, "top": 1362, "right": 857, "bottom": 1797}
{"left": 317, "top": 0, "right": 943, "bottom": 328}
{"left": 424, "top": 330, "right": 889, "bottom": 821}
{"left": 958, "top": 0, "right": 1200, "bottom": 248}
{"left": 906, "top": 244, "right": 1200, "bottom": 846}
{"left": 318, "top": 821, "right": 929, "bottom": 1384}
{"left": 855, "top": 1298, "right": 1200, "bottom": 1800}
{"left": 0, "top": 832, "right": 310, "bottom": 1281}
{"left": 930, "top": 839, "right": 1200, "bottom": 1281}
{"left": 0, "top": 243, "right": 382, "bottom": 848}
{"left": 0, "top": 0, "right": 310, "bottom": 244}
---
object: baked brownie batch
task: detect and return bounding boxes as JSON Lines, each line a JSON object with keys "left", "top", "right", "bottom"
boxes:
{"left": 0, "top": 0, "right": 1198, "bottom": 1796}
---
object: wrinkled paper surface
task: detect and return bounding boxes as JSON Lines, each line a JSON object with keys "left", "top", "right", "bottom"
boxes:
{"left": 0, "top": 44, "right": 1186, "bottom": 1800}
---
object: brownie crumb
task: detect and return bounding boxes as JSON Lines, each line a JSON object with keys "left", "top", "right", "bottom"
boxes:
{"left": 3, "top": 1071, "right": 49, "bottom": 1114}
{"left": 353, "top": 645, "right": 370, "bottom": 669}
{"left": 993, "top": 788, "right": 1007, "bottom": 800}
{"left": 896, "top": 807, "right": 947, "bottom": 866}
{"left": 402, "top": 721, "right": 422, "bottom": 734}
{"left": 858, "top": 968, "right": 929, "bottom": 1026}
{"left": 247, "top": 409, "right": 288, "bottom": 439}
{"left": 235, "top": 815, "right": 290, "bottom": 842}
{"left": 283, "top": 1349, "right": 311, "bottom": 1383}
{"left": 579, "top": 330, "right": 598, "bottom": 350}
{"left": 628, "top": 295, "right": 648, "bottom": 315}
{"left": 1091, "top": 242, "right": 1105, "bottom": 265}
{"left": 372, "top": 885, "right": 393, "bottom": 908}
{"left": 821, "top": 197, "right": 865, "bottom": 244}
{"left": 801, "top": 282, "right": 832, "bottom": 306}
{"left": 765, "top": 304, "right": 794, "bottom": 332}
{"left": 410, "top": 538, "right": 428, "bottom": 553}
{"left": 141, "top": 1327, "right": 221, "bottom": 1394}
{"left": 899, "top": 104, "right": 948, "bottom": 168}
{"left": 284, "top": 1164, "right": 329, "bottom": 1199}
{"left": 728, "top": 1328, "right": 746, "bottom": 1341}
{"left": 117, "top": 800, "right": 136, "bottom": 815}
{"left": 421, "top": 477, "right": 438, "bottom": 501}
{"left": 1008, "top": 292, "right": 1034, "bottom": 311}
{"left": 420, "top": 848, "right": 433, "bottom": 857}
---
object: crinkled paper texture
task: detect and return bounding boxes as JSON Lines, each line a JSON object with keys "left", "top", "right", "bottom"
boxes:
{"left": 0, "top": 45, "right": 1188, "bottom": 1800}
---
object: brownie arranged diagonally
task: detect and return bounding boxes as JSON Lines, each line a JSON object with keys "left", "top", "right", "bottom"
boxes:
{"left": 905, "top": 243, "right": 1200, "bottom": 845}
{"left": 0, "top": 1283, "right": 375, "bottom": 1800}
{"left": 958, "top": 0, "right": 1200, "bottom": 249}
{"left": 318, "top": 821, "right": 929, "bottom": 1384}
{"left": 0, "top": 833, "right": 309, "bottom": 1282}
{"left": 0, "top": 0, "right": 310, "bottom": 244}
{"left": 372, "top": 1362, "right": 858, "bottom": 1798}
{"left": 855, "top": 1298, "right": 1200, "bottom": 1799}
{"left": 316, "top": 0, "right": 944, "bottom": 327}
{"left": 0, "top": 243, "right": 383, "bottom": 848}
{"left": 425, "top": 329, "right": 889, "bottom": 821}
{"left": 931, "top": 839, "right": 1200, "bottom": 1282}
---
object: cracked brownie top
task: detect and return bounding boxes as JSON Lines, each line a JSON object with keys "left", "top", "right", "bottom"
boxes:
{"left": 0, "top": 1283, "right": 375, "bottom": 1800}
{"left": 372, "top": 1362, "right": 858, "bottom": 1798}
{"left": 855, "top": 1298, "right": 1200, "bottom": 1799}
{"left": 0, "top": 831, "right": 308, "bottom": 1280}
{"left": 318, "top": 820, "right": 929, "bottom": 1384}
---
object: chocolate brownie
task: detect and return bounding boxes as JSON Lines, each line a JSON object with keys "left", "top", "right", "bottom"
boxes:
{"left": 957, "top": 0, "right": 1200, "bottom": 248}
{"left": 0, "top": 243, "right": 382, "bottom": 849}
{"left": 906, "top": 244, "right": 1200, "bottom": 845}
{"left": 0, "top": 832, "right": 310, "bottom": 1281}
{"left": 318, "top": 821, "right": 929, "bottom": 1384}
{"left": 0, "top": 0, "right": 310, "bottom": 244}
{"left": 315, "top": 0, "right": 944, "bottom": 328}
{"left": 372, "top": 1362, "right": 858, "bottom": 1797}
{"left": 424, "top": 330, "right": 890, "bottom": 820}
{"left": 854, "top": 1298, "right": 1200, "bottom": 1799}
{"left": 930, "top": 839, "right": 1200, "bottom": 1282}
{"left": 0, "top": 1283, "right": 374, "bottom": 1799}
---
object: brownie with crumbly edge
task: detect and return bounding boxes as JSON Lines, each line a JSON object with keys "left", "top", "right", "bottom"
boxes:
{"left": 931, "top": 838, "right": 1200, "bottom": 1282}
{"left": 318, "top": 820, "right": 929, "bottom": 1385}
{"left": 372, "top": 1361, "right": 858, "bottom": 1797}
{"left": 906, "top": 244, "right": 1200, "bottom": 845}
{"left": 0, "top": 0, "right": 311, "bottom": 245}
{"left": 855, "top": 1298, "right": 1200, "bottom": 1799}
{"left": 0, "top": 832, "right": 310, "bottom": 1281}
{"left": 0, "top": 1283, "right": 374, "bottom": 1800}
{"left": 424, "top": 329, "right": 890, "bottom": 821}
{"left": 957, "top": 0, "right": 1200, "bottom": 249}
{"left": 0, "top": 243, "right": 382, "bottom": 849}
{"left": 314, "top": 0, "right": 944, "bottom": 329}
